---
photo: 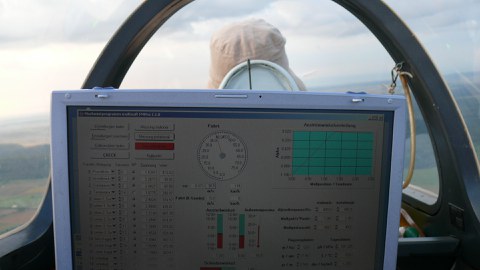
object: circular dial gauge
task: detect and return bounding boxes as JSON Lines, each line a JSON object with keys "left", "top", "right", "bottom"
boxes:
{"left": 197, "top": 131, "right": 248, "bottom": 180}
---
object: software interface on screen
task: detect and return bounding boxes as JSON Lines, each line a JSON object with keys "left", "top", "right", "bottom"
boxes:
{"left": 67, "top": 106, "right": 393, "bottom": 270}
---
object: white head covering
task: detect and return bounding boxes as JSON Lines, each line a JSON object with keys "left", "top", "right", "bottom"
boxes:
{"left": 207, "top": 18, "right": 306, "bottom": 90}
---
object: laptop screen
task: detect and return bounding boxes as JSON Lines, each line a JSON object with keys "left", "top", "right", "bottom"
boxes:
{"left": 58, "top": 93, "right": 401, "bottom": 269}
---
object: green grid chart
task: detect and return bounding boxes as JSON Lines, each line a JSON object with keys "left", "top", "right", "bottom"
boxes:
{"left": 292, "top": 131, "right": 374, "bottom": 176}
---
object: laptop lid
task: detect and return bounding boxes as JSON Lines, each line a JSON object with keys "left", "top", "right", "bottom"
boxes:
{"left": 51, "top": 89, "right": 406, "bottom": 270}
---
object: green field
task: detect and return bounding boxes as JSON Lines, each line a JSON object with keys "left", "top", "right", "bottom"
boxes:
{"left": 408, "top": 142, "right": 480, "bottom": 196}
{"left": 407, "top": 167, "right": 439, "bottom": 194}
{"left": 0, "top": 178, "right": 49, "bottom": 234}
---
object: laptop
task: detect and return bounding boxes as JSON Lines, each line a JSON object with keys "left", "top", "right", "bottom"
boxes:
{"left": 51, "top": 89, "right": 406, "bottom": 270}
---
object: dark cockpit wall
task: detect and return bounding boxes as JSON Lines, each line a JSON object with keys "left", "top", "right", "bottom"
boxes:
{"left": 0, "top": 0, "right": 479, "bottom": 269}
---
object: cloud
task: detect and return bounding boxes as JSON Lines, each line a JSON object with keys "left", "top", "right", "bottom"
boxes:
{"left": 179, "top": 0, "right": 273, "bottom": 20}
{"left": 385, "top": 0, "right": 479, "bottom": 32}
{"left": 153, "top": 0, "right": 373, "bottom": 46}
{"left": 0, "top": 42, "right": 104, "bottom": 119}
{"left": 0, "top": 0, "right": 478, "bottom": 92}
{"left": 0, "top": 0, "right": 140, "bottom": 46}
{"left": 385, "top": 1, "right": 455, "bottom": 20}
{"left": 260, "top": 1, "right": 360, "bottom": 36}
{"left": 3, "top": 0, "right": 475, "bottom": 48}
{"left": 155, "top": 0, "right": 276, "bottom": 39}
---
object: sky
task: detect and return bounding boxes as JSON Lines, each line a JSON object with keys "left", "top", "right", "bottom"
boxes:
{"left": 0, "top": 0, "right": 478, "bottom": 120}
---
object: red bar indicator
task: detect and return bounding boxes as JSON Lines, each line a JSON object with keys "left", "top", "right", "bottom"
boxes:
{"left": 217, "top": 213, "right": 223, "bottom": 249}
{"left": 239, "top": 235, "right": 245, "bottom": 249}
{"left": 217, "top": 234, "right": 223, "bottom": 249}
{"left": 135, "top": 142, "right": 174, "bottom": 150}
{"left": 239, "top": 214, "right": 245, "bottom": 249}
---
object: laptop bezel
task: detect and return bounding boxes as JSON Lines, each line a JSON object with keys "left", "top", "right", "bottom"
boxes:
{"left": 51, "top": 89, "right": 406, "bottom": 270}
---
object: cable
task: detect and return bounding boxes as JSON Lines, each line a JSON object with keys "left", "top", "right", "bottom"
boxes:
{"left": 399, "top": 72, "right": 416, "bottom": 189}
{"left": 388, "top": 63, "right": 415, "bottom": 189}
